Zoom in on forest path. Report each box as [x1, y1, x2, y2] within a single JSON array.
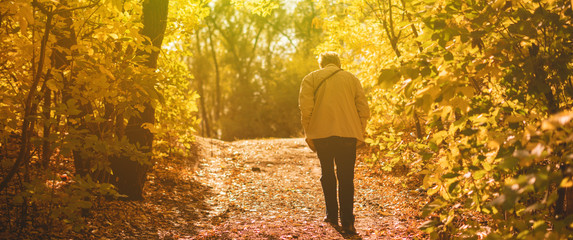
[[190, 137, 426, 239]]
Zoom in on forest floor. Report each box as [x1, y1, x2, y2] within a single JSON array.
[[10, 137, 429, 239], [186, 137, 428, 240]]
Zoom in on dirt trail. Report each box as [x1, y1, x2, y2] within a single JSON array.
[[191, 137, 426, 239]]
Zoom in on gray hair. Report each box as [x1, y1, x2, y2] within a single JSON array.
[[318, 51, 341, 68]]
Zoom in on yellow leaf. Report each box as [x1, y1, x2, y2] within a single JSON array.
[[543, 112, 573, 130], [134, 104, 145, 112], [431, 131, 448, 145], [449, 97, 469, 113], [470, 114, 488, 125], [560, 178, 573, 188], [378, 211, 393, 216], [458, 86, 474, 98], [427, 184, 440, 196], [441, 106, 453, 121], [492, 0, 505, 9], [506, 115, 525, 123], [141, 123, 157, 133], [98, 65, 116, 80], [45, 79, 59, 91], [530, 143, 544, 157]]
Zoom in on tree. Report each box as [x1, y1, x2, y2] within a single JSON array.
[[0, 0, 202, 234], [171, 0, 307, 140], [111, 0, 170, 200]]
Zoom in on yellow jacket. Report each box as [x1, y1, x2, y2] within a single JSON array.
[[299, 64, 370, 146]]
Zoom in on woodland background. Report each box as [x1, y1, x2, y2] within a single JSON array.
[[1, 0, 573, 239]]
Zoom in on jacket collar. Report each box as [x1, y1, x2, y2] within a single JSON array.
[[323, 63, 340, 69]]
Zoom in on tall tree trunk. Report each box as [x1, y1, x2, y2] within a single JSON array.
[[194, 29, 210, 137], [111, 0, 168, 200], [207, 22, 221, 124]]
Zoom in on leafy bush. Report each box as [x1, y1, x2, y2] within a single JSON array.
[[318, 0, 573, 238]]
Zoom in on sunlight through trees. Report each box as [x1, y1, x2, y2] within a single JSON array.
[[1, 0, 573, 238]]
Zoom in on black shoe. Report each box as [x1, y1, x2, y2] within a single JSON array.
[[323, 217, 338, 226], [341, 224, 356, 234]]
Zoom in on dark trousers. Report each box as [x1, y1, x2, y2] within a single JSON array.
[[314, 136, 357, 227]]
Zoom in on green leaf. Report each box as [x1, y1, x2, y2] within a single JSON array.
[[431, 20, 446, 30], [444, 51, 454, 61], [378, 68, 401, 89], [403, 67, 420, 79], [421, 67, 432, 77], [448, 180, 460, 193], [421, 199, 447, 217], [442, 172, 460, 179], [460, 128, 478, 136], [419, 218, 440, 231]]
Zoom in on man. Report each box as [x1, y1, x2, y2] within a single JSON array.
[[298, 51, 370, 234]]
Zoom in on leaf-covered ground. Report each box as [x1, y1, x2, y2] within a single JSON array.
[[190, 138, 428, 240], [21, 138, 428, 239]]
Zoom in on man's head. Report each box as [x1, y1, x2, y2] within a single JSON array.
[[318, 51, 341, 68]]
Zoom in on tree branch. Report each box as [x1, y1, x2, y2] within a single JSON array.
[[0, 8, 54, 192]]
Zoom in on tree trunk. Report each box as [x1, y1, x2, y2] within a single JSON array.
[[207, 22, 221, 124], [194, 29, 211, 137], [111, 0, 169, 200]]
